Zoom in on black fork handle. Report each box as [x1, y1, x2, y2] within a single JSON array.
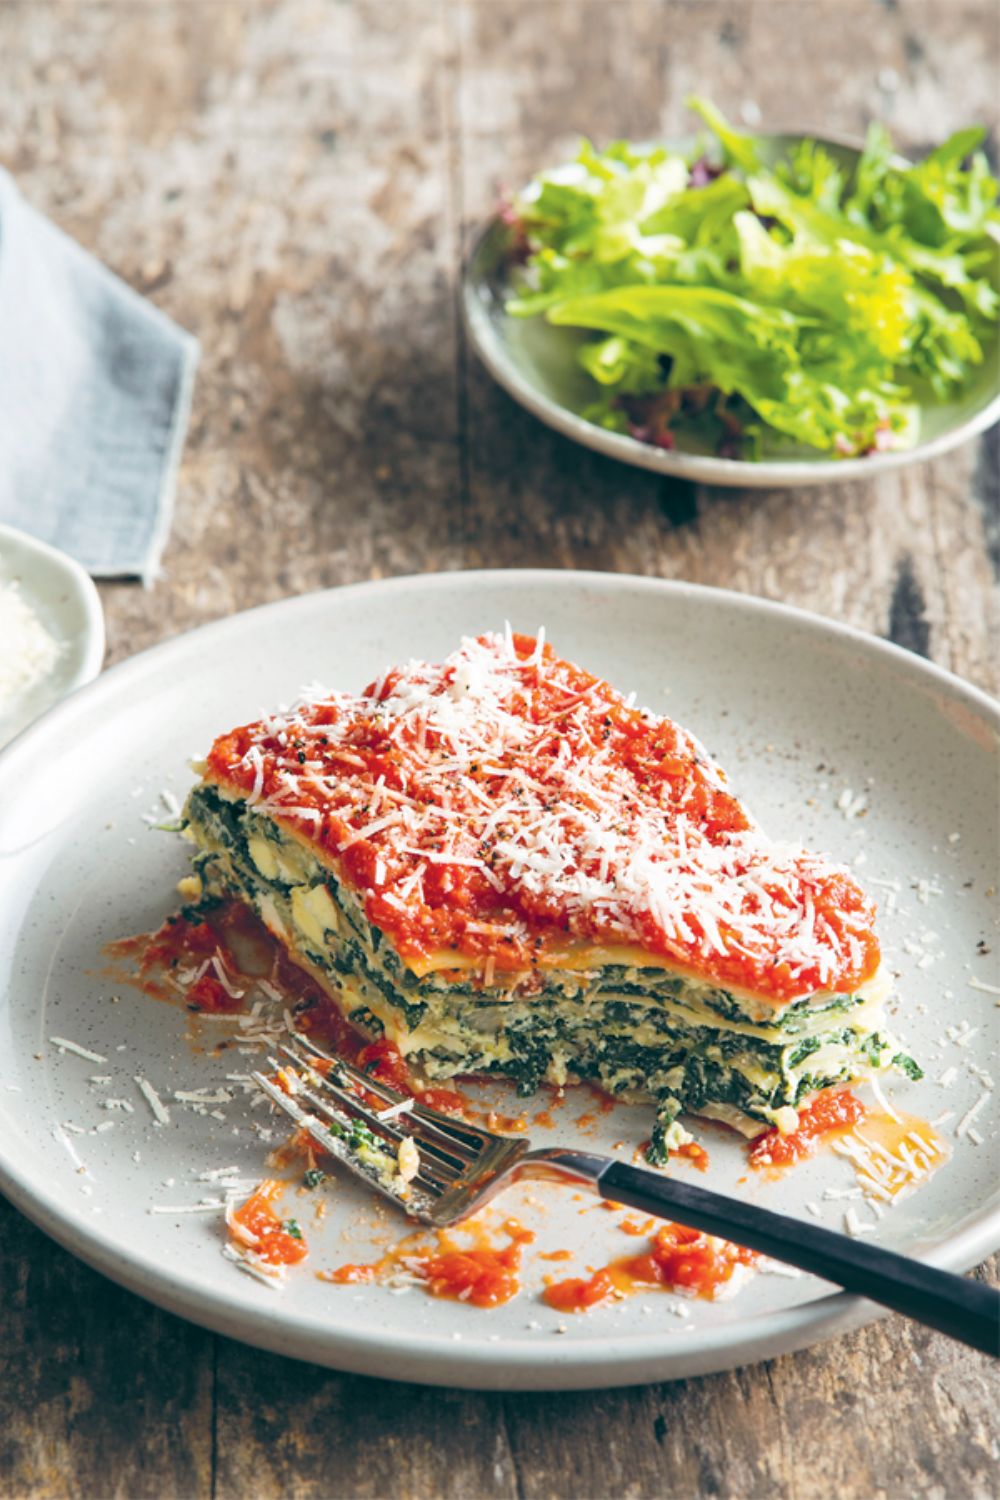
[[597, 1160, 999, 1357]]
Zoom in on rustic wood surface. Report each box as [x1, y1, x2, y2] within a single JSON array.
[[1, 2, 998, 1497]]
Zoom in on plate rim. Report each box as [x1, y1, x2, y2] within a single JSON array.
[[1, 569, 997, 1389], [461, 133, 1000, 489]]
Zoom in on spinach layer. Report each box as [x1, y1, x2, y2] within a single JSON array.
[[183, 784, 920, 1156]]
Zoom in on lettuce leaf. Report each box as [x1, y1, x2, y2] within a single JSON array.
[[505, 99, 998, 459], [548, 285, 907, 452]]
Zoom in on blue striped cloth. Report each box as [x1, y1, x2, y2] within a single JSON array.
[[0, 168, 199, 583]]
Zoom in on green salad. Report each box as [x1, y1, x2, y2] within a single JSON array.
[[505, 98, 999, 459]]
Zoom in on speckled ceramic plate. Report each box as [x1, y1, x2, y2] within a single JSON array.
[[0, 523, 105, 747], [462, 135, 1000, 488], [0, 571, 997, 1389]]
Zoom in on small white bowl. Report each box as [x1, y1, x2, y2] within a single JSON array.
[[0, 523, 105, 747]]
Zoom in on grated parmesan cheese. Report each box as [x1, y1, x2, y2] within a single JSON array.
[[844, 1206, 876, 1237], [49, 1037, 108, 1064], [955, 1091, 991, 1139], [0, 578, 62, 711], [135, 1075, 171, 1125]]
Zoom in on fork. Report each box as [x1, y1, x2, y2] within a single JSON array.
[[253, 1034, 999, 1355]]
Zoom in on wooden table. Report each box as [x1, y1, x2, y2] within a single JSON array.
[[2, 3, 997, 1496]]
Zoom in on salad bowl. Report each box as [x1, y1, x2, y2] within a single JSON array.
[[462, 130, 1000, 488]]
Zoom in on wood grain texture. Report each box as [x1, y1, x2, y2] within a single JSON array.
[[0, 2, 997, 1498], [0, 1208, 213, 1500]]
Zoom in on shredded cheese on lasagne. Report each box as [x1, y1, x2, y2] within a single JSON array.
[[202, 630, 879, 1004]]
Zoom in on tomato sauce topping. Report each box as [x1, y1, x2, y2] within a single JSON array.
[[202, 632, 879, 1002], [544, 1223, 756, 1311], [749, 1088, 866, 1170]]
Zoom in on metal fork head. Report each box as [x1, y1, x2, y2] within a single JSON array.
[[252, 1032, 530, 1226]]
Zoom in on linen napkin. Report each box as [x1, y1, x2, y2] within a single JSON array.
[[0, 167, 199, 584]]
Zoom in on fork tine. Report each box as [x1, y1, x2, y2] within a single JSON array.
[[276, 1044, 471, 1176], [252, 1070, 394, 1181], [275, 1047, 410, 1147], [251, 1071, 442, 1216], [261, 1032, 543, 1215], [293, 1033, 405, 1105], [283, 1035, 499, 1161], [292, 1034, 401, 1105], [408, 1100, 507, 1157], [286, 1074, 465, 1188], [282, 1072, 406, 1148], [270, 1047, 477, 1193]]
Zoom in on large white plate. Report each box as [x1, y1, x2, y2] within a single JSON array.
[[462, 134, 1000, 488], [0, 571, 997, 1390]]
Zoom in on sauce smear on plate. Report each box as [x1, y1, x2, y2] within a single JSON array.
[[229, 1181, 309, 1267], [325, 1218, 535, 1308], [749, 1088, 866, 1170], [544, 1222, 757, 1310]]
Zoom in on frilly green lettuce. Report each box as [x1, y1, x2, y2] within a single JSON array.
[[506, 97, 998, 458]]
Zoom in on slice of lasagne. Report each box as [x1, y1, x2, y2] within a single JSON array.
[[180, 630, 918, 1160]]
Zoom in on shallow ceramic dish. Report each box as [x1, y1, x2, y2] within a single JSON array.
[[0, 523, 105, 747], [0, 571, 996, 1389], [463, 134, 1000, 488]]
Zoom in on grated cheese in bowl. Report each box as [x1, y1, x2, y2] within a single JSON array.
[[0, 578, 63, 713]]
